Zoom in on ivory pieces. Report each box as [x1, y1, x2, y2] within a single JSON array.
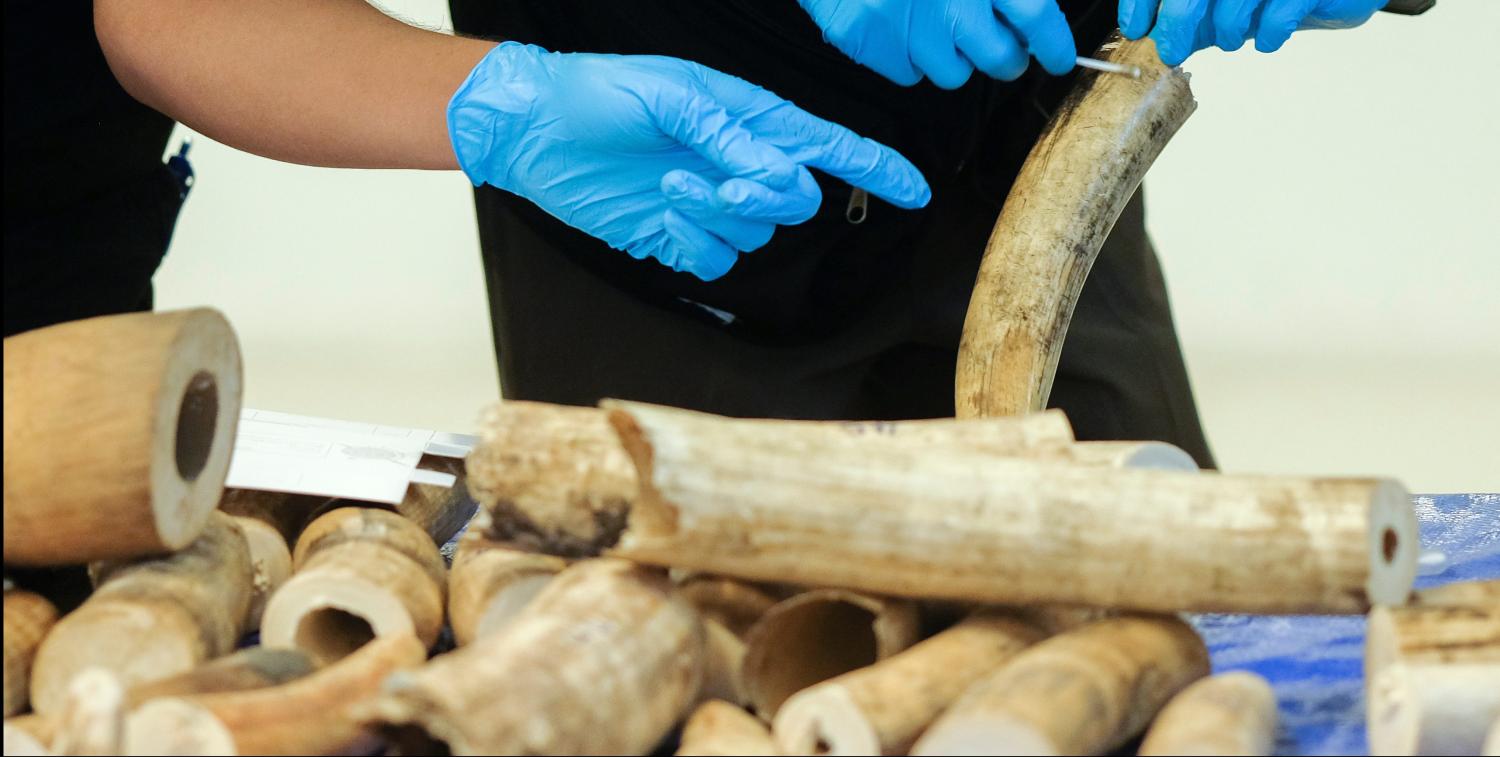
[[4, 309, 242, 566], [1137, 671, 1278, 756], [678, 700, 778, 756], [604, 400, 1417, 614], [364, 560, 703, 755], [1366, 580, 1500, 756], [3, 587, 58, 716], [261, 508, 446, 664], [912, 615, 1210, 755], [446, 531, 565, 646], [29, 514, 252, 714]]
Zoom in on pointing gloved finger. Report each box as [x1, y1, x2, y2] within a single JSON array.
[[772, 109, 931, 209], [662, 170, 778, 252], [910, 10, 976, 89], [652, 86, 802, 192], [713, 170, 824, 226], [1254, 0, 1318, 52], [1119, 0, 1159, 40], [953, 10, 1029, 82], [660, 209, 739, 281], [1150, 0, 1212, 66], [994, 0, 1076, 75], [1213, 0, 1265, 50]]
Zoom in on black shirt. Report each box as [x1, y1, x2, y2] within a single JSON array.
[[4, 1, 185, 336]]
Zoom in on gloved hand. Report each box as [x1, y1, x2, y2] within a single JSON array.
[[448, 43, 930, 281], [798, 0, 1077, 89], [1120, 0, 1387, 66]]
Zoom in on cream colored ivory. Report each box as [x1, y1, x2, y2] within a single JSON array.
[[773, 612, 1046, 756], [261, 507, 446, 664], [446, 531, 566, 646], [363, 559, 703, 755], [675, 575, 782, 638], [605, 400, 1417, 614], [2, 721, 49, 756], [228, 516, 292, 633], [1366, 580, 1500, 756], [741, 590, 920, 720], [14, 647, 316, 749], [4, 588, 59, 716], [3, 309, 242, 566], [699, 619, 750, 706], [679, 700, 779, 756], [51, 668, 124, 757], [466, 401, 1076, 556], [124, 633, 424, 756], [1137, 671, 1278, 756], [466, 401, 642, 557], [955, 35, 1196, 418], [29, 514, 252, 714], [913, 615, 1209, 756]]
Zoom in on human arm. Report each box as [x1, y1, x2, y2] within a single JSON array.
[[95, 0, 492, 169], [93, 1, 930, 280]]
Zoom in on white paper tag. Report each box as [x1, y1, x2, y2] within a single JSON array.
[[226, 409, 462, 504]]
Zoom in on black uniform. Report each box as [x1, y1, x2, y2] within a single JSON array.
[[450, 0, 1215, 466], [4, 2, 189, 338]]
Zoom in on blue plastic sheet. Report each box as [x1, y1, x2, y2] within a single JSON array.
[[1190, 494, 1500, 755]]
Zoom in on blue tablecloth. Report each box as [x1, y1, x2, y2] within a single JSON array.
[[1189, 494, 1499, 756]]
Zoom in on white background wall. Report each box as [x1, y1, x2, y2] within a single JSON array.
[[155, 0, 1499, 492]]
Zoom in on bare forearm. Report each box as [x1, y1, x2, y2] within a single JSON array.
[[95, 0, 496, 169]]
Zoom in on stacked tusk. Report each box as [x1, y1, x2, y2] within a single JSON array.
[[773, 611, 1046, 755], [604, 399, 1416, 614], [29, 514, 252, 714], [912, 614, 1209, 755], [1137, 671, 1279, 756], [1366, 580, 1500, 756], [363, 559, 703, 755], [124, 633, 424, 755], [4, 309, 242, 566], [261, 508, 446, 664], [741, 590, 920, 721], [446, 531, 566, 646], [3, 587, 59, 717]]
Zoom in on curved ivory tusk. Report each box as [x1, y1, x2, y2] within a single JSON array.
[[1366, 580, 1500, 756], [446, 531, 566, 646], [261, 508, 446, 665], [956, 34, 1197, 418], [678, 700, 778, 756], [29, 514, 252, 714], [773, 611, 1045, 756], [913, 615, 1209, 756], [124, 633, 424, 756], [3, 309, 242, 566], [604, 400, 1417, 614], [1137, 671, 1279, 756], [740, 590, 920, 721], [4, 588, 59, 717], [363, 560, 703, 755]]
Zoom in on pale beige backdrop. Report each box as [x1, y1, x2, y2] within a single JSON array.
[[155, 0, 1499, 492]]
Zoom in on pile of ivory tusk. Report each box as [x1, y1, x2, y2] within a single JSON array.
[[6, 33, 1498, 756]]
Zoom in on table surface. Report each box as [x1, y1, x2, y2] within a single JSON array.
[[1189, 493, 1499, 756]]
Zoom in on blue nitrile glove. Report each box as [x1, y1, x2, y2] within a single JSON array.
[[447, 43, 931, 281], [798, 0, 1077, 89], [1120, 0, 1386, 66]]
